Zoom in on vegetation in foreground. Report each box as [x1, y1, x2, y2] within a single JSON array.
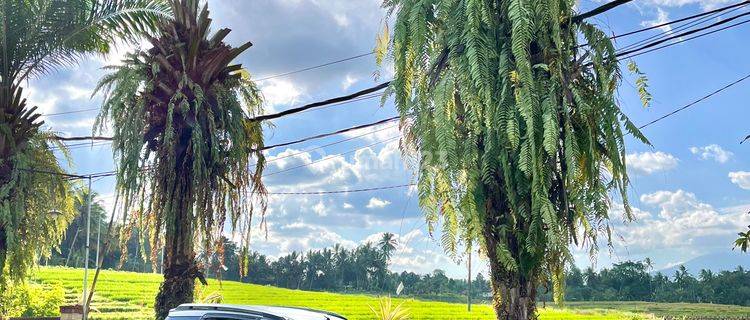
[[32, 267, 656, 320], [0, 0, 167, 287], [94, 0, 267, 316], [377, 0, 650, 318]]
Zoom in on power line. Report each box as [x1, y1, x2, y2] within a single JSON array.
[[51, 141, 111, 151], [249, 81, 390, 122], [261, 122, 398, 165], [261, 115, 400, 151], [620, 17, 750, 60], [34, 119, 402, 180], [51, 82, 391, 142], [40, 70, 750, 179], [19, 167, 90, 179], [572, 0, 635, 24], [267, 183, 415, 195], [53, 135, 113, 142], [616, 10, 750, 58], [263, 136, 400, 177], [637, 71, 750, 130], [38, 52, 381, 119], [254, 52, 374, 82], [44, 2, 749, 135], [617, 1, 749, 52], [608, 0, 748, 44], [34, 1, 740, 125], [42, 107, 100, 117]]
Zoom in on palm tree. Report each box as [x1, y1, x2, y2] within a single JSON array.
[[0, 0, 168, 286], [61, 187, 108, 267], [735, 226, 750, 252], [378, 1, 649, 319], [94, 0, 266, 317], [378, 232, 398, 261]]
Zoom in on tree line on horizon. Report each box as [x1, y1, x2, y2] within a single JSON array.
[[47, 200, 750, 307]]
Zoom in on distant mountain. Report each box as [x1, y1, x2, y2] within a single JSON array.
[[656, 251, 750, 276]]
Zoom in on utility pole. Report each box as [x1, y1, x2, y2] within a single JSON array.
[[82, 176, 92, 320], [467, 247, 472, 312], [95, 208, 101, 271]]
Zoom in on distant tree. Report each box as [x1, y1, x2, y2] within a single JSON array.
[[378, 0, 649, 318], [378, 232, 398, 261], [0, 0, 167, 286], [735, 225, 750, 252], [473, 273, 490, 298], [48, 188, 112, 268], [94, 0, 267, 318]]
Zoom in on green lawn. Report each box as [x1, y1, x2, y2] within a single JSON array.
[[566, 301, 750, 318], [30, 267, 663, 320]]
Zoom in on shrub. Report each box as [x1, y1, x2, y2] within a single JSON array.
[[0, 282, 65, 317]]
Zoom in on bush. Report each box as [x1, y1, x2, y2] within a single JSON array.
[[0, 282, 65, 317]]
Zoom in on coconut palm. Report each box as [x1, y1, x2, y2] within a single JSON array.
[[0, 0, 169, 286], [93, 0, 266, 317], [378, 232, 398, 261], [735, 225, 750, 252], [378, 1, 649, 318]]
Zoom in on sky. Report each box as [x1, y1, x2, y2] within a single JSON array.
[[27, 0, 750, 279]]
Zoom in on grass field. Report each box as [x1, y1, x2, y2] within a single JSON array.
[[30, 267, 748, 320], [565, 301, 750, 318]]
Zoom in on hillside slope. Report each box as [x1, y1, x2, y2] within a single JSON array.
[[657, 251, 750, 276]]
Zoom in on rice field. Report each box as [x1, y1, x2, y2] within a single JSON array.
[[31, 267, 659, 320]]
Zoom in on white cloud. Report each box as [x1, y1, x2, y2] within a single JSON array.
[[626, 151, 679, 175], [259, 79, 303, 110], [332, 13, 350, 27], [640, 189, 712, 219], [690, 144, 733, 163], [312, 201, 328, 217], [343, 203, 354, 209], [614, 190, 750, 255], [729, 171, 750, 190], [52, 117, 96, 130], [609, 202, 652, 222], [62, 85, 95, 100], [251, 223, 357, 258], [341, 74, 358, 90], [366, 197, 391, 209], [641, 8, 672, 33], [25, 86, 59, 115]]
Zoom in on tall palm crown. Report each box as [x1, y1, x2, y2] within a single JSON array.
[[94, 0, 266, 317], [0, 0, 169, 285], [378, 232, 398, 260], [379, 0, 648, 318]]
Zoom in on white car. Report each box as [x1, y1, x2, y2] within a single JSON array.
[[166, 304, 348, 320]]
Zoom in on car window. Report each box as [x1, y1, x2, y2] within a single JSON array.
[[166, 317, 201, 320]]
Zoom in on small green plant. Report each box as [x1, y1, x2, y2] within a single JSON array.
[[0, 282, 64, 317], [368, 296, 410, 320], [194, 285, 223, 304]]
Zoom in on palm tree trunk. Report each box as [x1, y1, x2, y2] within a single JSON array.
[[154, 167, 199, 320], [482, 181, 537, 320], [0, 160, 13, 279]]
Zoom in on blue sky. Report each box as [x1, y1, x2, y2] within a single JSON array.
[[28, 0, 750, 279]]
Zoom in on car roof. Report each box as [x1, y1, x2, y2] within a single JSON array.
[[170, 304, 347, 320]]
